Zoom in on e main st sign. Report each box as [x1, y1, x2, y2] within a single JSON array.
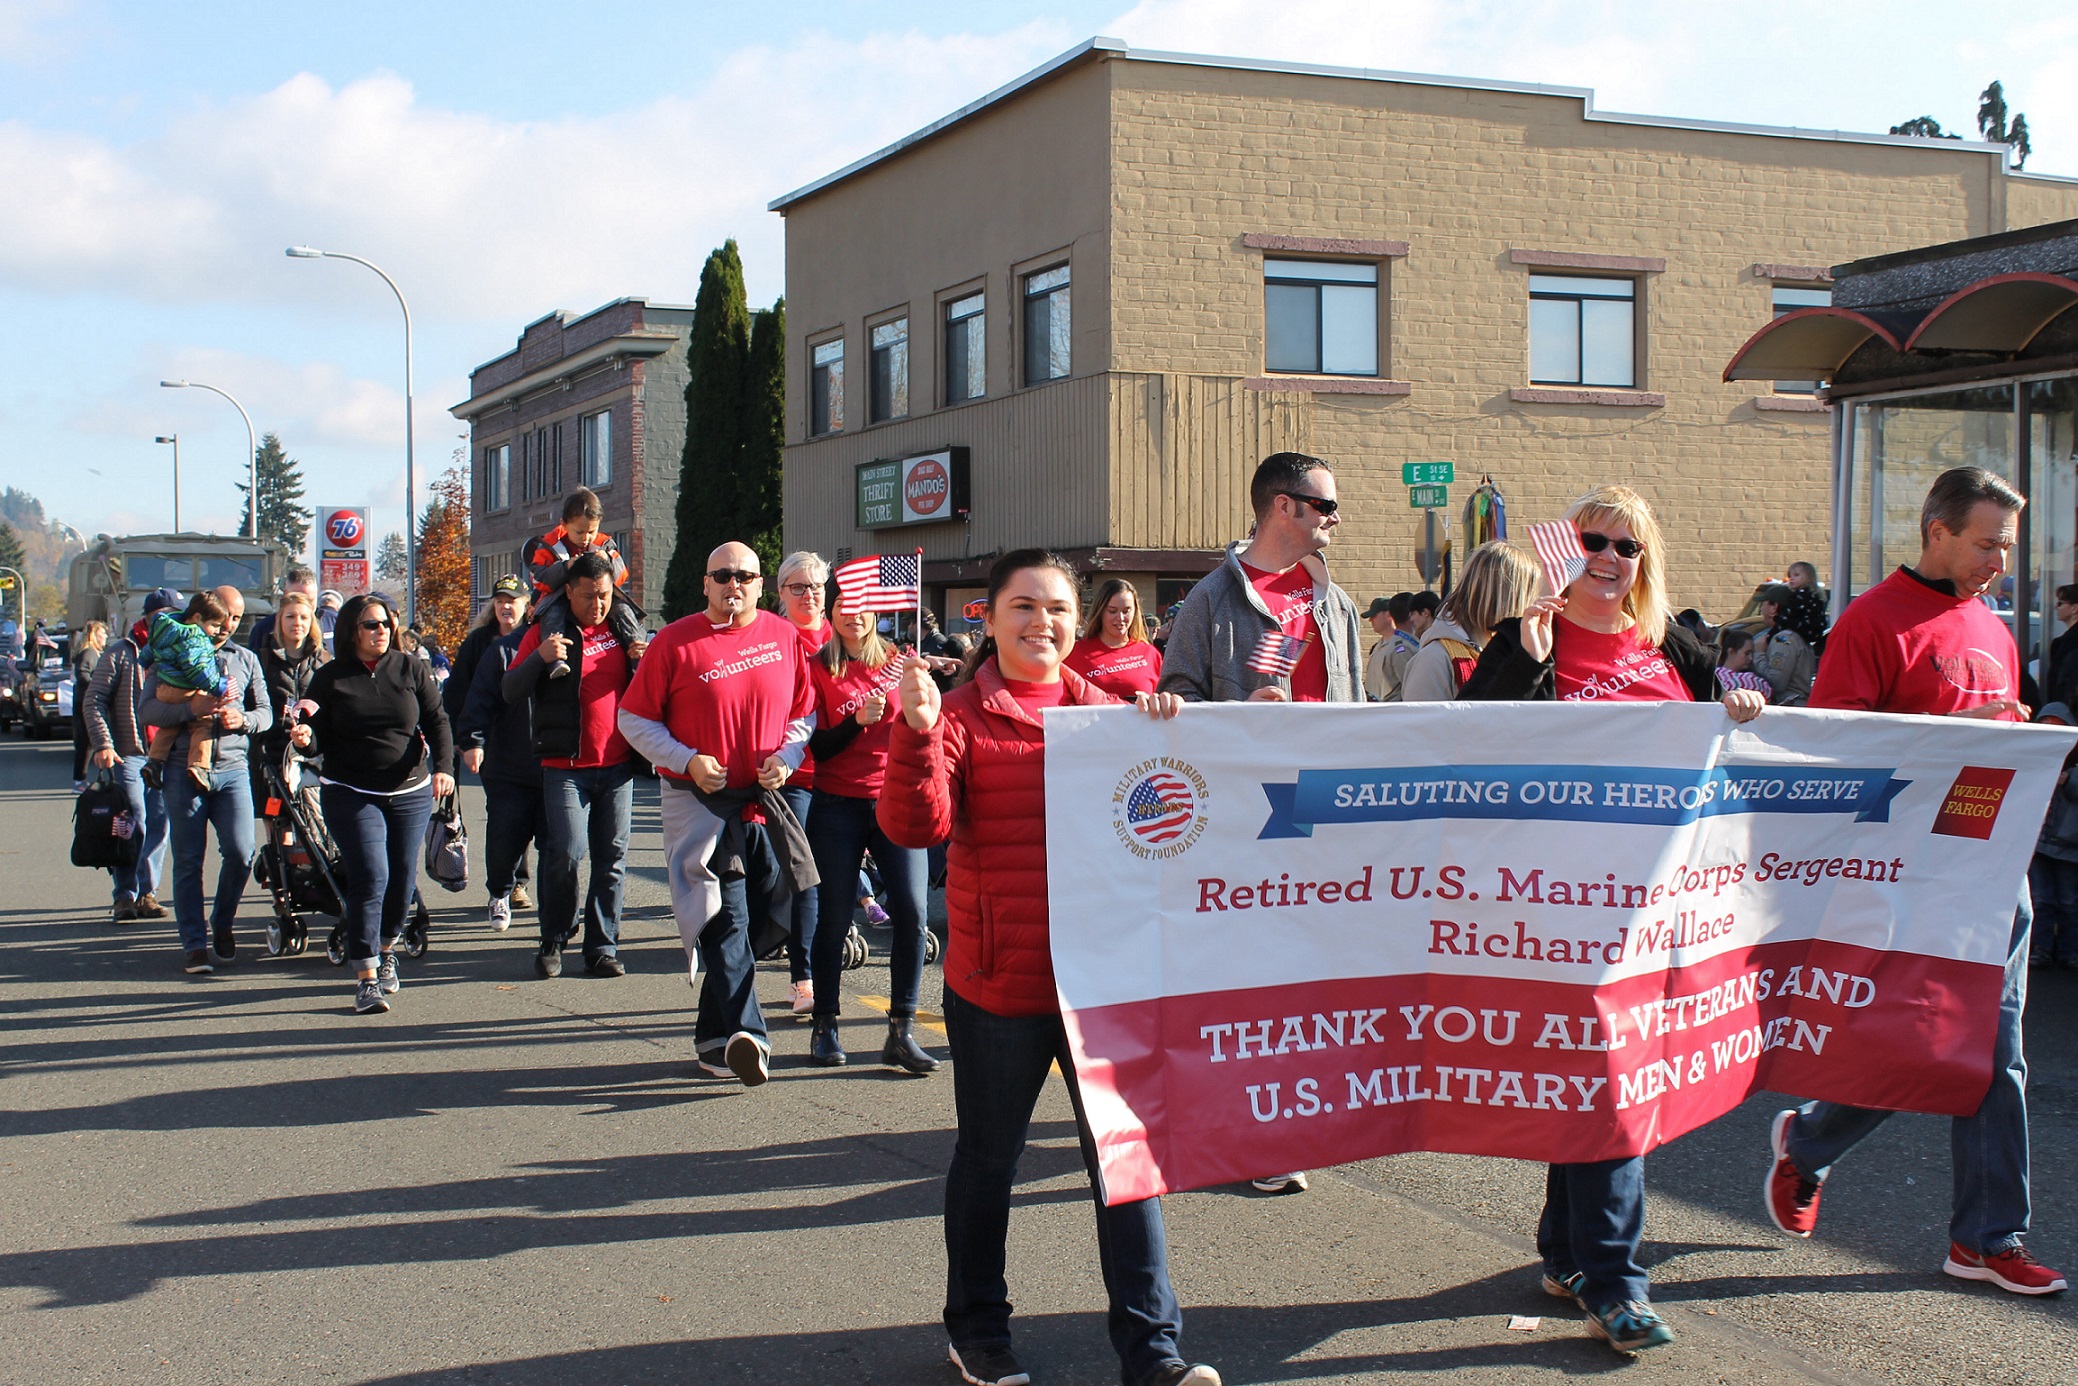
[[856, 448, 971, 529]]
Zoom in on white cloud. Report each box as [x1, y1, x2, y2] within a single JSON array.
[[84, 347, 411, 451], [0, 22, 1075, 318]]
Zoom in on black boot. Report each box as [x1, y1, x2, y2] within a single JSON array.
[[808, 1015, 847, 1067], [882, 1017, 940, 1075]]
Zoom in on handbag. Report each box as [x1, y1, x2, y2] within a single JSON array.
[[423, 791, 470, 893], [73, 770, 139, 870]]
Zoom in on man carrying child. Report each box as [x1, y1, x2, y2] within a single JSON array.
[[524, 487, 645, 679]]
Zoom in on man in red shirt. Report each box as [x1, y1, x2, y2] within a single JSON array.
[[1764, 466, 2066, 1295], [503, 554, 645, 980], [618, 542, 817, 1087]]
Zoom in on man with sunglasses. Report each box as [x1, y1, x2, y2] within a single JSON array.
[[1158, 452, 1363, 1198], [619, 542, 818, 1086], [1160, 451, 1365, 708]]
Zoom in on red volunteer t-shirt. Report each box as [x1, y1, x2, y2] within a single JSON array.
[[1063, 639, 1163, 698], [1810, 567, 2021, 719], [1240, 560, 1329, 701], [620, 609, 815, 789], [512, 623, 632, 768], [1553, 620, 1693, 703], [1003, 677, 1071, 716], [810, 654, 906, 798], [788, 617, 832, 790]]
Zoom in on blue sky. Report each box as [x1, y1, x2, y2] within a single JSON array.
[[3, 0, 2074, 550]]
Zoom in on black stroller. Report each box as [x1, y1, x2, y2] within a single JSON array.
[[254, 744, 428, 962]]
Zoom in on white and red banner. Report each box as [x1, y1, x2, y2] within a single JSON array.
[[1044, 701, 2073, 1205]]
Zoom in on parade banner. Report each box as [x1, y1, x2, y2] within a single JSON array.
[[1043, 702, 2074, 1205]]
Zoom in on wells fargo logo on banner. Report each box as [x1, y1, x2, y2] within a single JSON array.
[[1043, 702, 2073, 1205]]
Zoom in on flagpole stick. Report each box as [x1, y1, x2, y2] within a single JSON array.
[[915, 547, 924, 653]]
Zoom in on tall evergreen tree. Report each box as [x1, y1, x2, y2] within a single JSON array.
[[0, 520, 25, 579], [236, 432, 312, 555], [737, 297, 788, 573], [662, 241, 754, 620], [375, 531, 410, 586]]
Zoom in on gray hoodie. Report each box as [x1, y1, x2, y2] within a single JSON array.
[[1159, 541, 1364, 703]]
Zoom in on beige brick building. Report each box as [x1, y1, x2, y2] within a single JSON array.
[[772, 38, 2078, 625]]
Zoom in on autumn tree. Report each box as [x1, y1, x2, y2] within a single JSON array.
[[413, 466, 473, 652]]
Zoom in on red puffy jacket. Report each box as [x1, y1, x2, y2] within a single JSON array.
[[878, 658, 1119, 1017]]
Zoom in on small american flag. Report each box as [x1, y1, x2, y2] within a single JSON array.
[[833, 552, 922, 614], [1247, 629, 1309, 678], [1526, 521, 1588, 597]]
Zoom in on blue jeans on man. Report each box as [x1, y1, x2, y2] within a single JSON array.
[[109, 753, 169, 904], [693, 821, 783, 1059], [539, 760, 634, 963], [1537, 1157, 1649, 1309], [165, 766, 255, 955], [481, 772, 541, 899], [1784, 892, 2034, 1253], [941, 989, 1184, 1385]]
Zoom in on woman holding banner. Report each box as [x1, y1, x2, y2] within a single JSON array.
[[1460, 486, 1764, 1354], [880, 549, 1218, 1386]]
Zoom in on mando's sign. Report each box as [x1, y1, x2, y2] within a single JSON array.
[[856, 448, 970, 529]]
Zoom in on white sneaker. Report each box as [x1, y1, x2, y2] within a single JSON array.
[[488, 894, 512, 931], [1252, 1171, 1310, 1194], [789, 978, 815, 1016]]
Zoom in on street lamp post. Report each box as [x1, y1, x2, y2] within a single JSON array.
[[287, 246, 416, 626], [159, 381, 256, 539], [154, 435, 181, 533]]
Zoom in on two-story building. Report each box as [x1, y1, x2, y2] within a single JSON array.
[[452, 298, 696, 611], [772, 37, 2078, 624]]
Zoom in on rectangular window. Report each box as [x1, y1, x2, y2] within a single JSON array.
[[811, 337, 845, 436], [550, 423, 563, 496], [1771, 286, 1833, 395], [1264, 259, 1380, 376], [870, 318, 909, 423], [1022, 264, 1070, 385], [580, 410, 612, 488], [944, 292, 985, 403], [484, 443, 510, 511], [1529, 274, 1636, 388]]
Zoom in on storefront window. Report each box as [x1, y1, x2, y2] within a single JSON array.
[[2029, 378, 2078, 661]]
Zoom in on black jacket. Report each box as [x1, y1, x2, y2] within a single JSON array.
[[256, 637, 326, 764], [1458, 617, 1717, 703], [500, 627, 581, 761], [444, 621, 504, 725], [303, 650, 454, 792], [458, 628, 542, 786]]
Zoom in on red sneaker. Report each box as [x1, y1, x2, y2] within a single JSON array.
[[1764, 1109, 1821, 1237], [1943, 1243, 2069, 1295]]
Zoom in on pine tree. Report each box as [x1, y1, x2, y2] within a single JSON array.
[[0, 520, 25, 580], [236, 432, 312, 555], [738, 297, 787, 575], [662, 240, 753, 620], [375, 531, 410, 586], [414, 466, 473, 652]]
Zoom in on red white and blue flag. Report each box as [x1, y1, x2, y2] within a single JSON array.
[[1527, 520, 1588, 597], [1124, 772, 1197, 845], [1246, 629, 1308, 679], [834, 552, 922, 614]]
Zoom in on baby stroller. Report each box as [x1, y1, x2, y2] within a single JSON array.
[[254, 743, 429, 963]]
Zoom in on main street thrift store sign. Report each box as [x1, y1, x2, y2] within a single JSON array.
[[1044, 701, 2074, 1204]]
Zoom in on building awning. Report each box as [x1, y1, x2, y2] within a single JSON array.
[[1721, 307, 1907, 382], [1901, 272, 2078, 352]]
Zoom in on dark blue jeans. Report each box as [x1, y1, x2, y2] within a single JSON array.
[[1787, 891, 2034, 1253], [539, 761, 634, 961], [482, 771, 540, 897], [1537, 1157, 1649, 1310], [2029, 855, 2078, 965], [109, 753, 169, 903], [808, 789, 926, 1019], [165, 765, 255, 954], [780, 783, 819, 983], [942, 989, 1183, 1384], [322, 782, 434, 967], [692, 816, 783, 1058]]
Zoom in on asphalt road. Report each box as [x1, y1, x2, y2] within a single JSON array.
[[5, 729, 2078, 1385]]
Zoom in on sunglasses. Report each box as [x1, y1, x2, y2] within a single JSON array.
[[358, 618, 390, 631], [708, 569, 761, 586], [1578, 531, 1645, 560], [1279, 491, 1339, 516]]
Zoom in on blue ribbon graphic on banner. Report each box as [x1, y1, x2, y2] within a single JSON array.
[[1258, 764, 1911, 839]]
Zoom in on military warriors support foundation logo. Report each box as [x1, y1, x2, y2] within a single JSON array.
[[1112, 757, 1211, 860]]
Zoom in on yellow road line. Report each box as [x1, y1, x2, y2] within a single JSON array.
[[851, 993, 948, 1036]]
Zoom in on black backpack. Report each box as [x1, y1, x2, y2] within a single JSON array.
[[72, 771, 139, 870]]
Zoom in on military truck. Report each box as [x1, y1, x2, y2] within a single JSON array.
[[67, 533, 289, 639]]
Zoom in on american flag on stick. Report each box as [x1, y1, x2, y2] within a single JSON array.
[[834, 551, 922, 614], [1247, 629, 1309, 679], [1526, 521, 1589, 598]]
